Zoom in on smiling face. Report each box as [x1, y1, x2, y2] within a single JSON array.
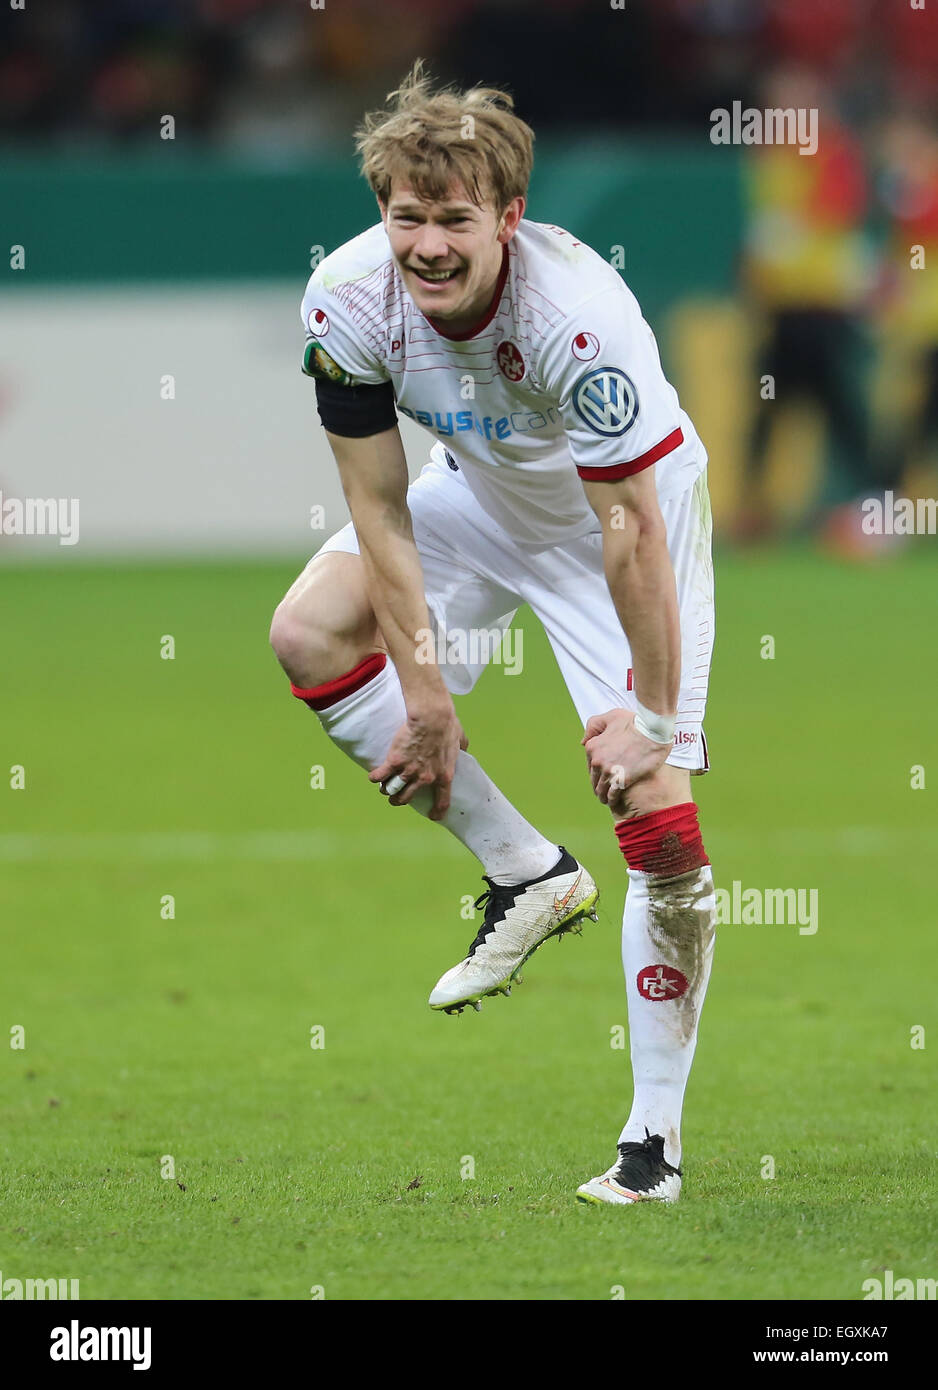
[[381, 179, 524, 334]]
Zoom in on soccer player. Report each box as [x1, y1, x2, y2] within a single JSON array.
[[270, 64, 716, 1206]]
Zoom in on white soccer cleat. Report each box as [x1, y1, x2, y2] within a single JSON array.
[[429, 847, 599, 1014], [576, 1129, 682, 1205]]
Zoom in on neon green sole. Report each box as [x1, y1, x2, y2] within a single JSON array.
[[430, 888, 600, 1013]]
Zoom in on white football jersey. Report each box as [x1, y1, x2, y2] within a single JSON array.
[[300, 219, 706, 547]]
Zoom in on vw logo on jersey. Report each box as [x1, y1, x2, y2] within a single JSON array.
[[307, 307, 330, 336], [572, 367, 639, 437]]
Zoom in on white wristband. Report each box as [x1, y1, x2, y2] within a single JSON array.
[[633, 699, 675, 745]]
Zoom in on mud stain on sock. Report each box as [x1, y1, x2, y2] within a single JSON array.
[[646, 869, 716, 1046]]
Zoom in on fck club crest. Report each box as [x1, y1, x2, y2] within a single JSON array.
[[637, 964, 689, 1001], [496, 340, 525, 382]]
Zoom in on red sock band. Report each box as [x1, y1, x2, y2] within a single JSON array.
[[614, 802, 709, 877], [290, 652, 387, 710]]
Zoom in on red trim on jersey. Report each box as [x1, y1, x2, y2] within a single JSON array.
[[291, 652, 387, 710], [576, 426, 684, 482], [614, 801, 709, 878], [424, 245, 510, 342]]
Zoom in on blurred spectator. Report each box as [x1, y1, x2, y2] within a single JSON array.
[[875, 109, 938, 481], [0, 0, 770, 148], [761, 0, 869, 74], [1, 0, 935, 156], [874, 0, 938, 108], [735, 67, 878, 540]]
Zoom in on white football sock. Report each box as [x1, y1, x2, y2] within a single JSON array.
[[618, 865, 716, 1168], [312, 660, 560, 884]]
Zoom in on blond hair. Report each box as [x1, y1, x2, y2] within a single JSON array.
[[355, 60, 534, 214]]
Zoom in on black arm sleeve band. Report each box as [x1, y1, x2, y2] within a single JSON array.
[[314, 378, 397, 438]]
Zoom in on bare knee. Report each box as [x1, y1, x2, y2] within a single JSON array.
[[269, 552, 381, 687], [268, 603, 317, 684], [613, 764, 693, 822]]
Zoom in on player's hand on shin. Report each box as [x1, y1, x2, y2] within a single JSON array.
[[581, 707, 673, 816], [370, 701, 468, 820]]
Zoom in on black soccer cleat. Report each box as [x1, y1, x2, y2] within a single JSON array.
[[576, 1128, 683, 1205]]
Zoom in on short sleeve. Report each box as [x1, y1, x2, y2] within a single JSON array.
[[300, 273, 389, 388], [538, 283, 685, 480]]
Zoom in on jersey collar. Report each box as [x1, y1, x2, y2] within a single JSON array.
[[423, 244, 509, 342]]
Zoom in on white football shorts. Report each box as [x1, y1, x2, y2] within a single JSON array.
[[317, 444, 714, 773]]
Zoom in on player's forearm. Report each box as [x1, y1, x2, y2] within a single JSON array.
[[602, 520, 681, 720], [342, 500, 449, 714], [327, 426, 450, 713], [357, 525, 450, 712]]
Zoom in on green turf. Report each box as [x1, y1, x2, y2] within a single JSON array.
[[1, 545, 936, 1300]]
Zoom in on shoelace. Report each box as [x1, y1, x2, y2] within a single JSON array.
[[618, 1127, 658, 1157], [615, 1128, 681, 1181], [467, 878, 518, 957]]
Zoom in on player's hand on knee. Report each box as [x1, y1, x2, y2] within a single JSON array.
[[582, 706, 673, 813], [582, 712, 611, 745]]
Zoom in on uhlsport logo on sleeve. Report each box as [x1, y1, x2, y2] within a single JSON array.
[[572, 367, 639, 437]]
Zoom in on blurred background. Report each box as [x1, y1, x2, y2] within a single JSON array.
[[1, 0, 938, 558]]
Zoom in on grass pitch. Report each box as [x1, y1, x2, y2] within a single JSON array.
[[1, 546, 935, 1300]]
